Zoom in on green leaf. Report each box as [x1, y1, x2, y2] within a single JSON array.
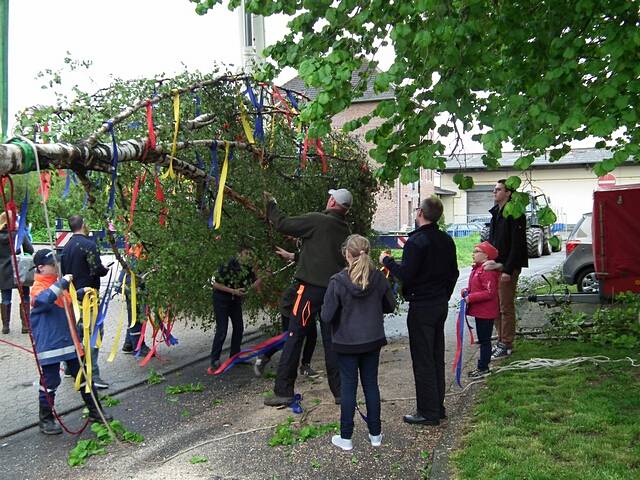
[[190, 455, 209, 464], [537, 206, 558, 226], [400, 166, 420, 184], [505, 176, 521, 191], [549, 235, 561, 250]]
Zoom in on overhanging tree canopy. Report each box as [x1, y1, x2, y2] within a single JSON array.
[[192, 0, 640, 197], [1, 66, 379, 326]]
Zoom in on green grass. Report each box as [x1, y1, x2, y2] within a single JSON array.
[[451, 340, 640, 480], [383, 233, 480, 269], [453, 233, 481, 268]]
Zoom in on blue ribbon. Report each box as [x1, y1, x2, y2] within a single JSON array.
[[454, 297, 467, 387], [62, 170, 77, 198], [14, 192, 29, 252], [91, 267, 115, 348], [245, 79, 264, 142], [285, 89, 299, 110], [106, 121, 119, 211]]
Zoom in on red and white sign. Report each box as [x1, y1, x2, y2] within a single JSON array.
[[597, 174, 617, 189], [397, 236, 408, 248], [55, 231, 71, 249]]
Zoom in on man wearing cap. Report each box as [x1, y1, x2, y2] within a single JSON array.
[[487, 179, 528, 358], [379, 196, 459, 426], [61, 215, 111, 388], [262, 188, 352, 406], [30, 249, 112, 434]]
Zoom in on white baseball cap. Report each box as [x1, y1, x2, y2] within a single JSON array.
[[328, 188, 353, 208]]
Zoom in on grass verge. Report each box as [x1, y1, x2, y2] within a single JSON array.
[[451, 340, 640, 479], [383, 233, 480, 269]]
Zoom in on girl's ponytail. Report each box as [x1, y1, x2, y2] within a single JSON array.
[[344, 234, 374, 289]]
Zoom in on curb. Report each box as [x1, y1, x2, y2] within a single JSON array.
[[0, 328, 266, 440]]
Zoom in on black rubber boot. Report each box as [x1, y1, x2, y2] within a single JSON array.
[[81, 391, 113, 423], [1, 303, 11, 334], [20, 302, 30, 334], [39, 405, 63, 435]]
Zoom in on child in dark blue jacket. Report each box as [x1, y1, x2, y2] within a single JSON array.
[[31, 249, 112, 435], [321, 235, 396, 451]]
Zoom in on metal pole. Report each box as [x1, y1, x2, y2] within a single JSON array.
[[0, 0, 9, 141]]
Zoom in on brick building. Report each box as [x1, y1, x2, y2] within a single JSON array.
[[283, 68, 453, 232]]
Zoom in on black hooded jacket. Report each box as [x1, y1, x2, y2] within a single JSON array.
[[321, 268, 396, 354]]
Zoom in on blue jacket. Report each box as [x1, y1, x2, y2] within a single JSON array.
[[30, 275, 77, 366], [61, 234, 109, 289]]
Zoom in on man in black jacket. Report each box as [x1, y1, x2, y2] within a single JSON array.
[[488, 180, 528, 358], [380, 196, 459, 426], [263, 188, 352, 407], [61, 215, 111, 388]]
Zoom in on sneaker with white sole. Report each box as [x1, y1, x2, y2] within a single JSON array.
[[491, 345, 512, 359], [369, 433, 383, 447], [467, 368, 491, 379], [331, 435, 353, 451], [299, 363, 320, 378], [93, 378, 109, 389]]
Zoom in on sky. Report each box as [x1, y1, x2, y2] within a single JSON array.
[[7, 0, 294, 130]]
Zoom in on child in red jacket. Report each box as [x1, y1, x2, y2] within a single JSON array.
[[462, 241, 500, 378]]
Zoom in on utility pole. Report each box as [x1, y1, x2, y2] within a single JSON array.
[[237, 0, 265, 73], [1, 0, 9, 141]]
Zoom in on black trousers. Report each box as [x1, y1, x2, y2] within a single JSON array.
[[273, 283, 340, 398], [407, 302, 448, 421], [210, 293, 244, 364], [264, 312, 317, 364]]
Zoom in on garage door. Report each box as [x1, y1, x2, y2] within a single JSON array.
[[467, 186, 495, 220]]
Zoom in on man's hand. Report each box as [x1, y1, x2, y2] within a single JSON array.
[[233, 288, 247, 297], [379, 251, 390, 264], [500, 273, 512, 282], [275, 246, 295, 262], [483, 260, 501, 271], [263, 191, 276, 205], [461, 288, 468, 298], [62, 274, 73, 284]]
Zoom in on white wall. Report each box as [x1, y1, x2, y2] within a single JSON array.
[[440, 165, 640, 226]]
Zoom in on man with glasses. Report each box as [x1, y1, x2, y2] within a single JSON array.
[[487, 180, 528, 358]]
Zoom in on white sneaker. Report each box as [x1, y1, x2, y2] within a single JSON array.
[[331, 435, 353, 451], [369, 433, 383, 447]]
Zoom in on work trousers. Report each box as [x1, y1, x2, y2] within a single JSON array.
[[273, 283, 339, 398], [337, 349, 382, 439], [496, 268, 520, 348], [40, 358, 81, 407], [210, 292, 244, 364], [407, 302, 448, 421]]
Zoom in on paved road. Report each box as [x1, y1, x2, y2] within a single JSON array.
[[0, 250, 565, 461]]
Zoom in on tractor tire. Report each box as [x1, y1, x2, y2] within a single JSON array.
[[526, 227, 544, 258], [576, 267, 599, 293], [480, 225, 490, 242], [551, 235, 562, 252]]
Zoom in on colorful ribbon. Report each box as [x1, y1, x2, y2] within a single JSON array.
[[146, 99, 156, 150], [245, 80, 264, 142], [452, 297, 467, 387], [213, 143, 232, 230], [107, 278, 128, 363], [14, 191, 29, 251], [211, 332, 288, 375], [238, 99, 255, 144], [162, 90, 180, 179]]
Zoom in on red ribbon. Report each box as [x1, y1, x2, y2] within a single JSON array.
[[128, 176, 141, 230], [155, 175, 167, 226], [146, 100, 156, 150], [38, 172, 51, 203]]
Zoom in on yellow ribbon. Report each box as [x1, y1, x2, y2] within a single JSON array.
[[107, 277, 127, 363], [213, 142, 230, 229], [239, 100, 255, 144], [68, 282, 81, 322], [162, 90, 180, 179], [74, 288, 99, 392], [129, 270, 137, 327]]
